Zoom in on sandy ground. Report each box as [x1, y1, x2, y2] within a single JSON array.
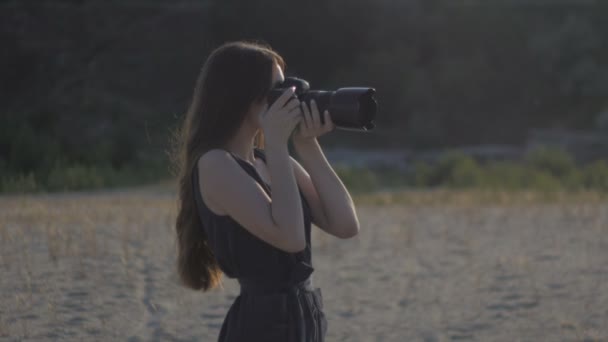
[[0, 189, 607, 341]]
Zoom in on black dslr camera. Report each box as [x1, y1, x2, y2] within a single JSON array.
[[267, 77, 377, 131]]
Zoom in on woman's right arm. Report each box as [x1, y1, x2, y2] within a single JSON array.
[[198, 147, 306, 253], [263, 142, 305, 250]]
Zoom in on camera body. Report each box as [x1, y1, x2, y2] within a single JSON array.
[[267, 77, 377, 131]]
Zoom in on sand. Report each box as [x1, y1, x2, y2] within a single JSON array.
[[0, 189, 607, 341]]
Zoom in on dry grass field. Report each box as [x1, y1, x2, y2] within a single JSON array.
[[0, 187, 607, 341]]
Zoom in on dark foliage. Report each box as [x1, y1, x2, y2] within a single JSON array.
[[1, 0, 607, 191]]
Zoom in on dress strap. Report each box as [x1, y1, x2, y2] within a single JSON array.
[[222, 148, 271, 195], [253, 147, 266, 163]]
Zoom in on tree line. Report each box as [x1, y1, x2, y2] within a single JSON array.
[[1, 0, 607, 191]]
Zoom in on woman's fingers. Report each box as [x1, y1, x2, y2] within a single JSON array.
[[323, 110, 334, 132], [287, 102, 302, 116], [301, 101, 312, 130], [291, 99, 335, 138], [310, 99, 321, 129], [283, 98, 300, 113], [289, 112, 303, 129], [268, 87, 296, 113]]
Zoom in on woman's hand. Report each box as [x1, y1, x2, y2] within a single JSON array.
[[292, 99, 336, 145], [260, 87, 304, 146]]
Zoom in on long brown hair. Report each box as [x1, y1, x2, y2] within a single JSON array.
[[170, 41, 285, 291]]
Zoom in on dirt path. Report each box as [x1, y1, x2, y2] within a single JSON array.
[[0, 192, 606, 341]]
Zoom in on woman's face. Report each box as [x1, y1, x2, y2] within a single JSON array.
[[248, 62, 285, 129]]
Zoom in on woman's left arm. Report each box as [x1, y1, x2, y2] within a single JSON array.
[[292, 138, 360, 239]]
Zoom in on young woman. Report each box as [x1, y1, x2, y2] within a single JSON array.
[[172, 41, 360, 342]]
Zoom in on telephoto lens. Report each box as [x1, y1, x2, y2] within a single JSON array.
[[267, 77, 377, 131]]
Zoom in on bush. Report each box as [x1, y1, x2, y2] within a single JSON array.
[[335, 164, 380, 193], [330, 150, 608, 195], [482, 162, 529, 190], [427, 151, 462, 186], [525, 147, 576, 179], [582, 160, 608, 191], [445, 156, 485, 188], [369, 164, 409, 188], [410, 162, 433, 187], [1, 172, 38, 193], [46, 162, 105, 191], [522, 169, 562, 192], [424, 151, 485, 187]]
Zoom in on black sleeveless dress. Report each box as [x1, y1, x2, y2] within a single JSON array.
[[192, 147, 328, 342]]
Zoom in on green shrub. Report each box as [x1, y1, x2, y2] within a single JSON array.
[[1, 172, 38, 193], [482, 162, 529, 190], [411, 161, 433, 187], [427, 151, 484, 187], [369, 164, 408, 188], [582, 160, 608, 191], [445, 156, 485, 188], [429, 151, 462, 185], [335, 165, 380, 193], [522, 169, 562, 192], [331, 152, 607, 194], [46, 162, 105, 191], [525, 147, 576, 179]]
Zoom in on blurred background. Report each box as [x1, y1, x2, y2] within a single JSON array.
[[1, 0, 608, 194]]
